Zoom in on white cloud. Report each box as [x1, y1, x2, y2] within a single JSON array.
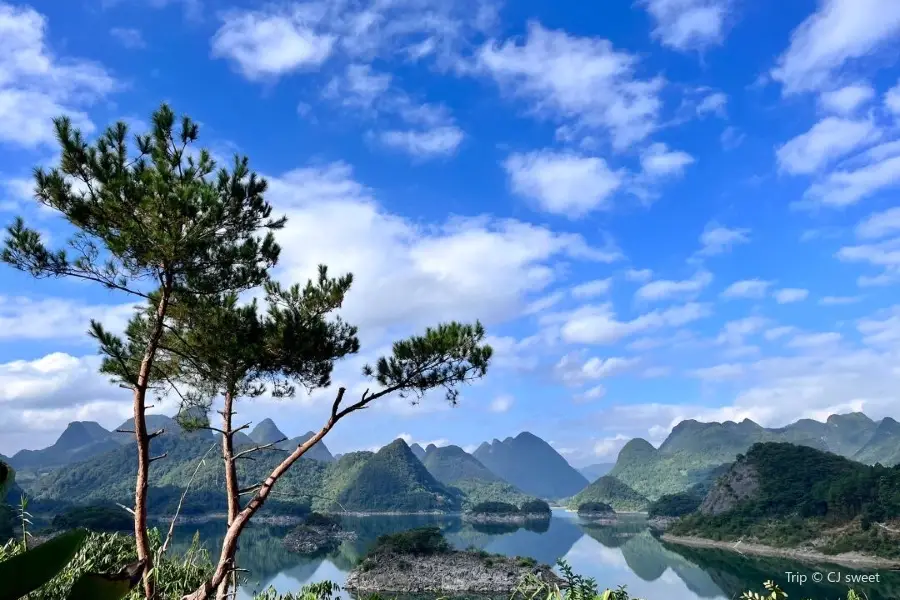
[[721, 279, 772, 299], [774, 288, 809, 304], [267, 162, 621, 335], [886, 80, 900, 115], [576, 384, 607, 402], [820, 295, 862, 305], [696, 91, 728, 117], [776, 117, 880, 175], [639, 0, 730, 51], [552, 302, 711, 344], [836, 237, 900, 285], [476, 22, 664, 149], [556, 353, 640, 384], [720, 126, 745, 150], [636, 271, 713, 302], [625, 268, 653, 282], [818, 83, 875, 115], [396, 433, 450, 448], [0, 3, 117, 147], [639, 142, 694, 178], [717, 316, 769, 345], [787, 331, 842, 348], [698, 222, 750, 256], [806, 154, 900, 206], [593, 434, 630, 459], [504, 151, 624, 217], [771, 0, 900, 94], [323, 64, 392, 110], [211, 7, 335, 80], [379, 126, 464, 159], [691, 363, 744, 381], [856, 207, 900, 239], [764, 325, 796, 341], [489, 394, 514, 413], [571, 278, 612, 299], [110, 27, 145, 49], [0, 296, 136, 341]]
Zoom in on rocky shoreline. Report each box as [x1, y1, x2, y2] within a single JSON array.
[[345, 550, 565, 593], [661, 534, 900, 568], [647, 516, 677, 531], [462, 512, 550, 524]]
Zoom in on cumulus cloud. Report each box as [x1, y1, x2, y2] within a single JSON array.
[[639, 0, 731, 51], [771, 0, 900, 95], [776, 117, 880, 175], [639, 143, 694, 178], [818, 83, 875, 115], [476, 22, 664, 149], [489, 394, 514, 413], [635, 271, 713, 302], [697, 223, 750, 256], [805, 153, 900, 207], [549, 301, 711, 345], [721, 279, 772, 299], [504, 151, 624, 217], [0, 3, 117, 147], [774, 288, 809, 304], [0, 296, 136, 341], [571, 278, 612, 299]]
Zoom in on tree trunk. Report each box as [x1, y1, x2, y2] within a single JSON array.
[[135, 276, 174, 600], [215, 391, 239, 600], [182, 391, 345, 600]]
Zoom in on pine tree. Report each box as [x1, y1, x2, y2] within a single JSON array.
[[182, 312, 492, 599], [1, 104, 285, 599], [153, 267, 359, 600]]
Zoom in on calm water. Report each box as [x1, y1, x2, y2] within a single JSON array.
[[167, 510, 900, 600]]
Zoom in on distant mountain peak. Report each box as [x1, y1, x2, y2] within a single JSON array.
[[425, 443, 438, 452], [249, 418, 286, 445], [827, 412, 874, 426], [409, 443, 426, 461]]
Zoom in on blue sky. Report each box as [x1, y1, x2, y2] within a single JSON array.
[[2, 0, 900, 466]]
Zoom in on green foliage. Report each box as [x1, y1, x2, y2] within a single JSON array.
[[52, 506, 133, 533], [469, 501, 520, 514], [0, 529, 88, 599], [0, 529, 210, 600], [252, 580, 340, 600], [512, 559, 641, 600], [302, 513, 339, 528], [369, 527, 451, 555], [577, 502, 615, 515], [453, 479, 536, 508], [670, 443, 900, 557], [570, 476, 648, 512], [520, 499, 552, 514], [646, 491, 702, 518]]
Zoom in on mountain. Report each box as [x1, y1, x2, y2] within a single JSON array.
[[420, 444, 533, 507], [8, 421, 121, 471], [579, 463, 615, 481], [569, 475, 648, 512], [473, 432, 589, 500], [409, 443, 426, 461], [277, 431, 335, 463], [853, 417, 900, 466], [334, 439, 462, 512], [249, 418, 286, 445], [610, 412, 899, 502], [670, 442, 900, 558]]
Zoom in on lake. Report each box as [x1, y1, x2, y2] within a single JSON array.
[[167, 510, 900, 600]]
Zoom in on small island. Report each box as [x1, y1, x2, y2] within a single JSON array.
[[344, 527, 564, 594], [576, 502, 617, 524], [462, 500, 552, 524], [283, 513, 357, 554]]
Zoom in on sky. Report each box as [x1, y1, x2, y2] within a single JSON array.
[[1, 0, 900, 466]]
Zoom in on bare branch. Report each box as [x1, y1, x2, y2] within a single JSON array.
[[149, 453, 168, 463], [116, 429, 136, 434], [330, 387, 347, 419], [231, 437, 287, 461], [148, 428, 165, 440], [238, 484, 261, 497]]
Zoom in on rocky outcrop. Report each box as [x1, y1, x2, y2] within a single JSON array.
[[648, 516, 677, 531], [699, 459, 759, 516], [462, 512, 550, 524], [345, 550, 564, 593], [282, 516, 356, 554]]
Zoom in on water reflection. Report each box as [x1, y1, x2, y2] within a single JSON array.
[[163, 511, 900, 600]]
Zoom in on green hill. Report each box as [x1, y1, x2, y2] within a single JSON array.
[[335, 439, 462, 512], [9, 421, 122, 472], [610, 412, 899, 502], [569, 475, 648, 512], [421, 444, 533, 507], [670, 442, 900, 558], [249, 418, 287, 445], [473, 432, 588, 500]]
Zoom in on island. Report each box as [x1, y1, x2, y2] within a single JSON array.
[[576, 501, 617, 523], [344, 527, 565, 593], [283, 513, 357, 554], [461, 500, 552, 524]]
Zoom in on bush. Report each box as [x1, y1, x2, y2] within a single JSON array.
[[369, 527, 450, 556], [303, 513, 339, 528], [577, 502, 614, 515], [51, 505, 133, 533], [469, 501, 519, 514], [647, 492, 702, 518], [519, 499, 551, 515]]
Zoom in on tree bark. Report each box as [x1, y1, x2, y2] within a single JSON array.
[[182, 389, 346, 600], [134, 275, 173, 600], [215, 390, 239, 600]]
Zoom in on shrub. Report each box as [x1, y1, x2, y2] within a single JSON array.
[[369, 527, 450, 555], [577, 502, 614, 515], [520, 499, 551, 515], [469, 501, 519, 514]]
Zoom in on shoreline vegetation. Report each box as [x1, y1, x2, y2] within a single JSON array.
[[661, 534, 900, 569]]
